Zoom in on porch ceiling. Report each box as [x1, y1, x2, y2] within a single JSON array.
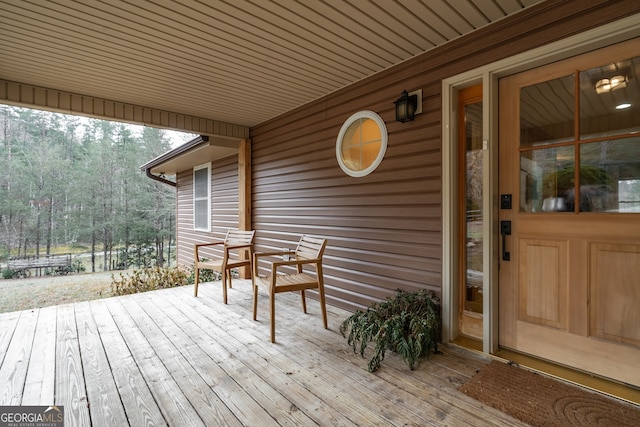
[[0, 0, 542, 128]]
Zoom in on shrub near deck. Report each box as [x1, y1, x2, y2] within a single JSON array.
[[111, 266, 189, 296], [340, 289, 441, 372]]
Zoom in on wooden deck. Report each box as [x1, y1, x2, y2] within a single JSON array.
[[0, 280, 525, 426]]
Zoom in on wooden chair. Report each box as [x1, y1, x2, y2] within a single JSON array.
[[194, 229, 255, 304], [252, 235, 328, 342]]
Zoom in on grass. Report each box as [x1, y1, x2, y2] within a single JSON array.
[[0, 271, 114, 313]]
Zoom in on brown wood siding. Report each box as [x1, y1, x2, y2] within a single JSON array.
[[176, 154, 239, 268], [250, 1, 640, 312]]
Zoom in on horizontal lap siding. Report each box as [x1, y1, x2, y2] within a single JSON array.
[[252, 82, 443, 310], [250, 1, 640, 312], [176, 154, 239, 268]]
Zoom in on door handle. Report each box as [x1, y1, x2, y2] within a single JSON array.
[[500, 221, 511, 261]]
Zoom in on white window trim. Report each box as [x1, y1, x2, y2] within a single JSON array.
[[336, 110, 388, 177], [193, 162, 211, 232]]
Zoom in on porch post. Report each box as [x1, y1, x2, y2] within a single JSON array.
[[239, 137, 252, 278]]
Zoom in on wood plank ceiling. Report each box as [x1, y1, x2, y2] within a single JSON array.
[[0, 0, 543, 128]]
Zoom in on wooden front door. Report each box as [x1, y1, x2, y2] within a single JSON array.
[[498, 38, 640, 387]]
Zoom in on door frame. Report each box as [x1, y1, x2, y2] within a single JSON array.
[[440, 14, 640, 355]]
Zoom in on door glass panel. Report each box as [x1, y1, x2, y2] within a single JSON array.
[[520, 146, 575, 212], [520, 75, 575, 148], [579, 137, 640, 212], [464, 102, 483, 314], [580, 56, 640, 139]]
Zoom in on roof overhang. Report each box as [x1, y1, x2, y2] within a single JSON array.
[[140, 134, 240, 176]]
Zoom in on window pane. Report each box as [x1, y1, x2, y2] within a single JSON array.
[[464, 101, 483, 314], [361, 140, 381, 169], [520, 146, 575, 212], [336, 112, 387, 176], [343, 120, 362, 149], [579, 138, 640, 212], [341, 144, 360, 170], [360, 118, 381, 144], [194, 200, 208, 229], [580, 56, 640, 139], [520, 75, 575, 148], [194, 168, 208, 198]]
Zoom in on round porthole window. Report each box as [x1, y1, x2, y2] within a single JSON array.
[[336, 110, 388, 177]]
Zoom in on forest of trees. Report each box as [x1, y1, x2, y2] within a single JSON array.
[[0, 105, 185, 273]]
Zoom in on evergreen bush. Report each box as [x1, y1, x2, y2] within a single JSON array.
[[340, 289, 441, 372]]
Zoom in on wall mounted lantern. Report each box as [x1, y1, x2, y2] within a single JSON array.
[[394, 89, 421, 123]]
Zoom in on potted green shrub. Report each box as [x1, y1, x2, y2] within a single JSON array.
[[340, 289, 441, 372]]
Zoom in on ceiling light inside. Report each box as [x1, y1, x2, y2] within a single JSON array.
[[595, 75, 628, 94]]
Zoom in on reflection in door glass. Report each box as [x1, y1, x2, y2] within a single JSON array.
[[520, 75, 575, 148], [464, 102, 483, 314], [520, 146, 575, 212], [579, 56, 640, 139], [580, 138, 640, 212]]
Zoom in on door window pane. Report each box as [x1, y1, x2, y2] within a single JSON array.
[[464, 102, 483, 314], [580, 56, 640, 139], [520, 146, 575, 212], [579, 138, 640, 212], [520, 75, 575, 148]]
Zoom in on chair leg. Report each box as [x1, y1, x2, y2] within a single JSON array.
[[194, 267, 200, 297], [270, 293, 276, 343], [318, 284, 328, 330], [252, 284, 258, 321], [228, 269, 233, 288], [300, 290, 307, 313], [222, 269, 228, 304]]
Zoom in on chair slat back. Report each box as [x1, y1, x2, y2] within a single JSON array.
[[295, 235, 327, 260], [226, 229, 255, 246]]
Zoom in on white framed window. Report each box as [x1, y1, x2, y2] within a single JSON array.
[[193, 163, 211, 231], [336, 110, 388, 177]]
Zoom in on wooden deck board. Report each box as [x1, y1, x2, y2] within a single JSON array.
[[167, 288, 362, 426], [143, 291, 316, 427], [75, 301, 129, 426], [166, 288, 355, 426], [104, 297, 207, 427], [0, 309, 37, 405], [22, 305, 56, 405], [89, 300, 167, 427], [55, 303, 91, 426], [124, 294, 258, 427], [0, 280, 526, 426], [229, 282, 517, 427], [258, 306, 491, 426], [0, 311, 21, 367]]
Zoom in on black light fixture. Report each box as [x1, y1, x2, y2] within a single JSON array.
[[394, 90, 418, 123]]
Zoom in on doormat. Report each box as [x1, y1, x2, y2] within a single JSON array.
[[459, 361, 640, 426]]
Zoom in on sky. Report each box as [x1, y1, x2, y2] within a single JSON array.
[[163, 129, 198, 148]]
